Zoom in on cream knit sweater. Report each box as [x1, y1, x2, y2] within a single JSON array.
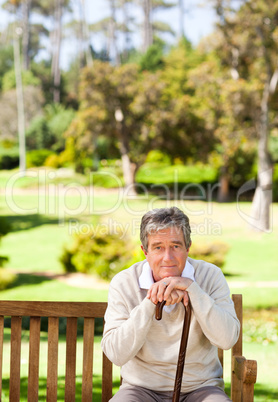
[[101, 258, 240, 393]]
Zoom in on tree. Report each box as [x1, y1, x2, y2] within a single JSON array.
[[140, 0, 176, 52], [0, 85, 44, 142], [31, 0, 72, 103], [1, 0, 48, 70], [65, 61, 141, 191], [189, 51, 256, 201], [2, 0, 32, 69], [65, 52, 210, 192], [0, 45, 14, 90], [211, 0, 278, 229]]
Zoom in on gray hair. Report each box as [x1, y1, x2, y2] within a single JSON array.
[[140, 207, 192, 251]]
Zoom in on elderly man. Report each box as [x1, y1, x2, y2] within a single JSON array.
[[101, 207, 239, 401]]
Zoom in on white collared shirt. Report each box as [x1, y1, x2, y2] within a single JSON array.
[[139, 260, 195, 313]]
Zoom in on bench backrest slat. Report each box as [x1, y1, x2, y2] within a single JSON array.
[[47, 316, 59, 402], [82, 317, 95, 401], [10, 316, 22, 401], [28, 316, 41, 402], [65, 317, 78, 401]]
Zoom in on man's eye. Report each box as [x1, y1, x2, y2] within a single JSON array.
[[156, 246, 161, 250], [174, 245, 179, 249]]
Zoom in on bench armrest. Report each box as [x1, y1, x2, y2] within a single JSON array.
[[231, 355, 257, 402]]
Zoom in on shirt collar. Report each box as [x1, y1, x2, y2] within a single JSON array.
[[139, 259, 195, 290]]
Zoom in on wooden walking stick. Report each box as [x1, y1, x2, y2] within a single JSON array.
[[156, 299, 191, 402]]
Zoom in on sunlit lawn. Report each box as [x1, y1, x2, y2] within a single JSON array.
[[0, 183, 278, 400]]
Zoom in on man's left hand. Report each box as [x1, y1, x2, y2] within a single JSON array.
[[147, 277, 193, 306]]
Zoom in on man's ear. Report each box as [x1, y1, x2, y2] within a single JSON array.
[[141, 244, 147, 257]]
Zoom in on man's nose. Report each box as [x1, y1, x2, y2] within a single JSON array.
[[162, 248, 174, 261]]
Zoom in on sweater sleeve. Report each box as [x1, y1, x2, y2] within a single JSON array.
[[186, 267, 240, 350], [101, 280, 156, 367]]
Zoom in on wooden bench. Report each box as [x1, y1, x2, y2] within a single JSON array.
[[0, 295, 257, 401]]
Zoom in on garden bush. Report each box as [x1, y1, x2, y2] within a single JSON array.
[[0, 154, 19, 169], [145, 150, 171, 165], [0, 144, 19, 169], [136, 162, 218, 186], [0, 268, 17, 290], [26, 149, 55, 167], [0, 216, 11, 268], [189, 241, 229, 269], [60, 228, 140, 280]]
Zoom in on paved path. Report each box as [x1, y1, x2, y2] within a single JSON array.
[[228, 281, 278, 288], [10, 269, 278, 290]]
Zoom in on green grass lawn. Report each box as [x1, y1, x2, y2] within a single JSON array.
[[0, 273, 108, 301], [1, 176, 278, 400]]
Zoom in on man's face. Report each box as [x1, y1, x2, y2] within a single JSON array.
[[141, 226, 190, 282]]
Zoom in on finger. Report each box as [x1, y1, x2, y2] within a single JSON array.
[[157, 281, 168, 302], [148, 282, 168, 304], [175, 289, 184, 304], [163, 279, 177, 300], [165, 293, 173, 306], [169, 290, 179, 304], [147, 284, 158, 304], [166, 289, 184, 305], [183, 291, 189, 307]]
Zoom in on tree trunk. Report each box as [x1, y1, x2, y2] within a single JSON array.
[[251, 82, 273, 232], [109, 0, 120, 65], [178, 0, 185, 39], [121, 153, 137, 194], [122, 0, 131, 62], [79, 0, 93, 67], [14, 28, 26, 174], [217, 165, 230, 202], [116, 109, 137, 194], [142, 0, 153, 52], [22, 0, 31, 70], [52, 0, 63, 103]]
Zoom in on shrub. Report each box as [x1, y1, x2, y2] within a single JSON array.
[[26, 116, 54, 150], [2, 69, 40, 91], [0, 268, 17, 290], [145, 150, 171, 165], [0, 154, 19, 169], [0, 144, 19, 169], [244, 318, 278, 345], [0, 216, 11, 268], [60, 228, 140, 280], [44, 153, 61, 169], [189, 241, 229, 269], [26, 149, 55, 167]]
